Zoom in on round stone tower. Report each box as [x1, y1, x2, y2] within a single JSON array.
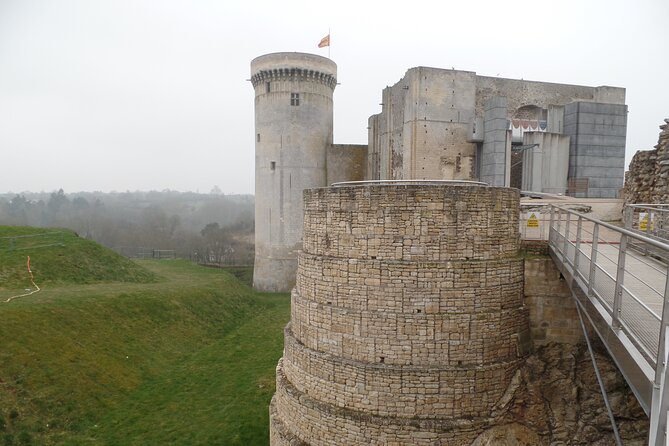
[[270, 181, 531, 445], [251, 52, 337, 292]]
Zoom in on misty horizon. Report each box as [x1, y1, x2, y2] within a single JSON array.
[[1, 0, 667, 194]]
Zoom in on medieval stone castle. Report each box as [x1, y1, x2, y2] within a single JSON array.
[[251, 52, 627, 293], [250, 52, 634, 445]]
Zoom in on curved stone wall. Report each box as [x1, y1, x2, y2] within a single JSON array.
[[302, 184, 519, 261], [282, 328, 521, 418], [295, 253, 524, 313], [290, 293, 528, 366], [270, 182, 529, 445]]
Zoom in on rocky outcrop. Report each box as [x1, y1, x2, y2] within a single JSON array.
[[485, 342, 648, 445], [624, 118, 669, 204]]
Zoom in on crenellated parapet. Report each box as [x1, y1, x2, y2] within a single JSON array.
[[251, 68, 337, 90]]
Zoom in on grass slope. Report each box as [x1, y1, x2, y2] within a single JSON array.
[[0, 258, 290, 446], [0, 226, 157, 292]]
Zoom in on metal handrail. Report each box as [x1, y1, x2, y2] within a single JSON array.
[[551, 207, 665, 336], [548, 205, 669, 446], [558, 206, 669, 252], [627, 204, 669, 209]]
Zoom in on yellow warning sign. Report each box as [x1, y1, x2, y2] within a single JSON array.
[[526, 212, 540, 228], [639, 212, 654, 231]]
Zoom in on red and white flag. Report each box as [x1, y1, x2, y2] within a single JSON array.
[[318, 34, 330, 48]]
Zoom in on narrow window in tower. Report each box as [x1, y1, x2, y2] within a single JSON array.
[[257, 133, 261, 142], [266, 82, 270, 93], [290, 93, 300, 106], [270, 161, 276, 171]]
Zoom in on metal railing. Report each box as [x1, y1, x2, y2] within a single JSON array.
[[624, 204, 669, 240], [624, 205, 669, 262], [548, 205, 669, 446]]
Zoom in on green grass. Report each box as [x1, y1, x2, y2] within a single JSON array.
[[0, 230, 291, 446], [219, 266, 254, 288], [0, 226, 157, 291]]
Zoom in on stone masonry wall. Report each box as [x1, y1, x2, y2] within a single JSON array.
[[326, 144, 368, 185], [524, 257, 583, 345], [270, 183, 530, 445], [624, 118, 669, 204]]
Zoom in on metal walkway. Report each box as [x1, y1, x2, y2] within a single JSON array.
[[547, 206, 669, 446]]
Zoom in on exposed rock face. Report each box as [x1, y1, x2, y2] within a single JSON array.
[[624, 118, 669, 204], [471, 423, 544, 446], [488, 342, 648, 445]]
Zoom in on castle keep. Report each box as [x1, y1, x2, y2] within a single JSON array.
[[367, 68, 627, 197], [251, 53, 650, 444], [270, 182, 530, 445], [251, 53, 367, 292], [251, 53, 628, 292]]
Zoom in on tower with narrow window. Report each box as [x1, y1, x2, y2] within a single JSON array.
[[250, 53, 337, 292]]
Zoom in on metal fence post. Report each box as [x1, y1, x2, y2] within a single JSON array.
[[549, 205, 555, 245], [651, 268, 669, 446], [562, 211, 571, 265], [646, 210, 652, 256], [624, 205, 633, 229], [574, 216, 583, 280], [555, 207, 562, 251], [651, 362, 669, 446], [612, 234, 628, 330], [587, 224, 600, 297], [655, 269, 669, 386]]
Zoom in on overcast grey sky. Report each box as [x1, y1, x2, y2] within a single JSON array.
[[0, 0, 667, 194]]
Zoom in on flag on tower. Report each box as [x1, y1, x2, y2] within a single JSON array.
[[318, 34, 330, 48]]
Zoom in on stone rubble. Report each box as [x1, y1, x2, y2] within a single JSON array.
[[624, 118, 669, 204]]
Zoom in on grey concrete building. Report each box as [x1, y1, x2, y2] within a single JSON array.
[[563, 101, 628, 197], [367, 66, 627, 196]]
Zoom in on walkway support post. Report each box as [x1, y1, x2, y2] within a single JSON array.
[[624, 205, 633, 229], [549, 205, 555, 244], [562, 211, 571, 265], [650, 270, 669, 446], [612, 234, 628, 330], [587, 224, 600, 298], [574, 216, 583, 279]]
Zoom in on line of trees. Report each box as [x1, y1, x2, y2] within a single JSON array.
[[0, 189, 255, 265]]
